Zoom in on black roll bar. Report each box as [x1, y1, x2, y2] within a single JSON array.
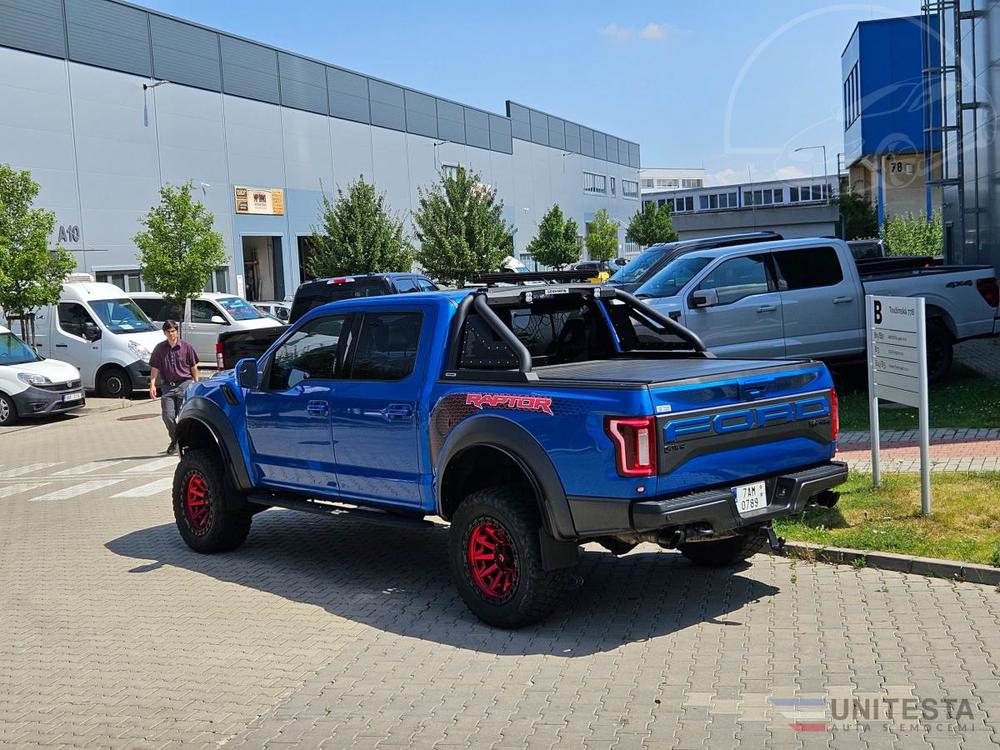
[[604, 288, 712, 355], [473, 292, 534, 374]]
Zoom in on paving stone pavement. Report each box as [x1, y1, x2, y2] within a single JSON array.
[[838, 429, 1000, 473], [956, 339, 1000, 381], [1, 402, 999, 749]]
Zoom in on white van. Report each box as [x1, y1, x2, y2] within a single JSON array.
[[34, 281, 163, 397], [0, 324, 85, 425], [130, 292, 280, 363]]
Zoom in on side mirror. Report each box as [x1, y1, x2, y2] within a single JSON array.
[[689, 289, 719, 309], [615, 257, 628, 267], [235, 358, 259, 389], [210, 315, 228, 325], [83, 321, 102, 341]]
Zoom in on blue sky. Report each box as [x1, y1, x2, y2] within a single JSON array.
[[138, 0, 919, 185]]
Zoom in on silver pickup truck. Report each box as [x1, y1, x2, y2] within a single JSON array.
[[638, 237, 999, 381]]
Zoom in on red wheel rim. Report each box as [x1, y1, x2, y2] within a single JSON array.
[[467, 519, 518, 601], [184, 473, 212, 533]]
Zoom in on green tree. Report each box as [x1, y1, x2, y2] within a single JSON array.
[[308, 176, 413, 278], [585, 209, 620, 264], [525, 204, 580, 269], [835, 191, 879, 240], [882, 211, 944, 257], [0, 164, 76, 344], [413, 166, 514, 285], [626, 201, 677, 247], [134, 182, 227, 334]]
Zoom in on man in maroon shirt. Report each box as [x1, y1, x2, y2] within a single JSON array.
[[149, 320, 200, 455]]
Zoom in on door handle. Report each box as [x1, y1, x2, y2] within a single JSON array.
[[306, 400, 328, 416], [756, 304, 777, 313], [385, 403, 414, 420], [833, 296, 854, 304], [55, 344, 68, 348]]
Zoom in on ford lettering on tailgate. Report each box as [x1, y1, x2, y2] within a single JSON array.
[[663, 394, 831, 444]]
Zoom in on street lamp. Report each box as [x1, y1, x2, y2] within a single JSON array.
[[143, 79, 170, 91], [794, 145, 829, 196]]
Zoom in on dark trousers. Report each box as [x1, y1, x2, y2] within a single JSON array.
[[160, 380, 190, 444]]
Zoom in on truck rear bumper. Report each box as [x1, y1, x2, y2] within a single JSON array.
[[567, 462, 849, 539]]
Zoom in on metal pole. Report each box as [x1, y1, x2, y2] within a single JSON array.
[[916, 297, 931, 514], [865, 294, 881, 488]]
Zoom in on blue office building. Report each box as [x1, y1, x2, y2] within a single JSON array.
[[841, 15, 941, 227]]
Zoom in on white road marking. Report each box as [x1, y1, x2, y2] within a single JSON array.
[[123, 457, 178, 474], [53, 459, 129, 477], [0, 481, 50, 498], [30, 479, 126, 502], [0, 463, 62, 478], [111, 477, 174, 498]]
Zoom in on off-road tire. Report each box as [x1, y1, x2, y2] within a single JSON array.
[[926, 320, 953, 384], [0, 393, 17, 426], [97, 365, 131, 398], [449, 486, 574, 628], [679, 531, 768, 567], [173, 448, 252, 553]]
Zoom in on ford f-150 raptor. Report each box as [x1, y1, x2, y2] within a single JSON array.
[[172, 279, 847, 627]]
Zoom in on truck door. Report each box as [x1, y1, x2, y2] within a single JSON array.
[[773, 246, 863, 359], [245, 314, 350, 493], [682, 253, 785, 358], [50, 302, 101, 387], [328, 310, 426, 509]]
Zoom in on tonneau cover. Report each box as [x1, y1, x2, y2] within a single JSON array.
[[533, 357, 815, 386]]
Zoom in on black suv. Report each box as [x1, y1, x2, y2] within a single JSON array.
[[606, 231, 783, 293]]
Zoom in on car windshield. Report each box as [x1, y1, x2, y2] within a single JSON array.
[[609, 245, 669, 283], [218, 297, 263, 321], [89, 299, 156, 334], [0, 332, 42, 366], [634, 256, 713, 299]]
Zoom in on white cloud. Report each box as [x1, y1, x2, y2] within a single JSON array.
[[599, 23, 632, 43], [601, 21, 682, 44], [639, 23, 678, 41]]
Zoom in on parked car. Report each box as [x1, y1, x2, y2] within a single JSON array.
[[33, 279, 162, 397], [131, 292, 279, 364], [847, 239, 886, 260], [0, 325, 85, 425], [606, 231, 783, 293], [173, 276, 847, 627], [216, 273, 438, 370], [635, 236, 1000, 382], [253, 301, 291, 324]]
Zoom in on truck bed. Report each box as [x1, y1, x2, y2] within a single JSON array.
[[533, 357, 813, 387]]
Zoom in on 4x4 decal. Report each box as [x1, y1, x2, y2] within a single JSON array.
[[465, 393, 554, 416]]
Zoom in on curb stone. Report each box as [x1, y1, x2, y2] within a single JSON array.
[[777, 541, 1000, 586]]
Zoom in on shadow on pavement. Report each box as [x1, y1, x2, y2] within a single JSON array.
[[106, 510, 779, 656]]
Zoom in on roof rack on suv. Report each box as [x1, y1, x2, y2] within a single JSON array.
[[469, 270, 595, 287]]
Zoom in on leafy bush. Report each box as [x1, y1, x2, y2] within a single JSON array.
[[882, 211, 943, 257]]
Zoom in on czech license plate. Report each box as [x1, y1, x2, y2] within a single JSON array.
[[63, 392, 83, 402], [733, 481, 767, 516]]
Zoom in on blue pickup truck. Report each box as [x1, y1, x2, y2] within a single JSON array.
[[172, 280, 847, 627]]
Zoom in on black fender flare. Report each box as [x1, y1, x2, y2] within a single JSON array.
[[435, 415, 577, 541], [176, 397, 253, 492]]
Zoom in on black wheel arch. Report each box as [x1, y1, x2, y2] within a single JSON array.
[[175, 396, 253, 493], [435, 415, 577, 541]]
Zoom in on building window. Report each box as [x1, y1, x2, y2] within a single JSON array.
[[96, 270, 143, 292], [610, 177, 616, 196], [583, 172, 607, 194], [622, 180, 639, 199], [442, 164, 460, 180], [699, 195, 710, 210], [640, 178, 654, 188], [790, 187, 799, 201], [681, 178, 703, 188], [773, 188, 783, 203], [844, 62, 860, 129], [655, 178, 679, 189], [685, 196, 694, 211]]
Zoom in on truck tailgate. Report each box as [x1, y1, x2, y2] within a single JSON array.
[[649, 362, 837, 495]]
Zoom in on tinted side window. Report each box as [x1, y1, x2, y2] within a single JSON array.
[[349, 312, 422, 380], [416, 278, 437, 292], [134, 298, 163, 319], [393, 278, 418, 293], [191, 300, 223, 323], [269, 315, 349, 390], [697, 255, 772, 305], [58, 303, 95, 337], [775, 247, 844, 290]]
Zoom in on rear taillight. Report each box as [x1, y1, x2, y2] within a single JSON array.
[[977, 277, 999, 309], [605, 416, 657, 477], [831, 389, 839, 442], [215, 341, 224, 370]]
